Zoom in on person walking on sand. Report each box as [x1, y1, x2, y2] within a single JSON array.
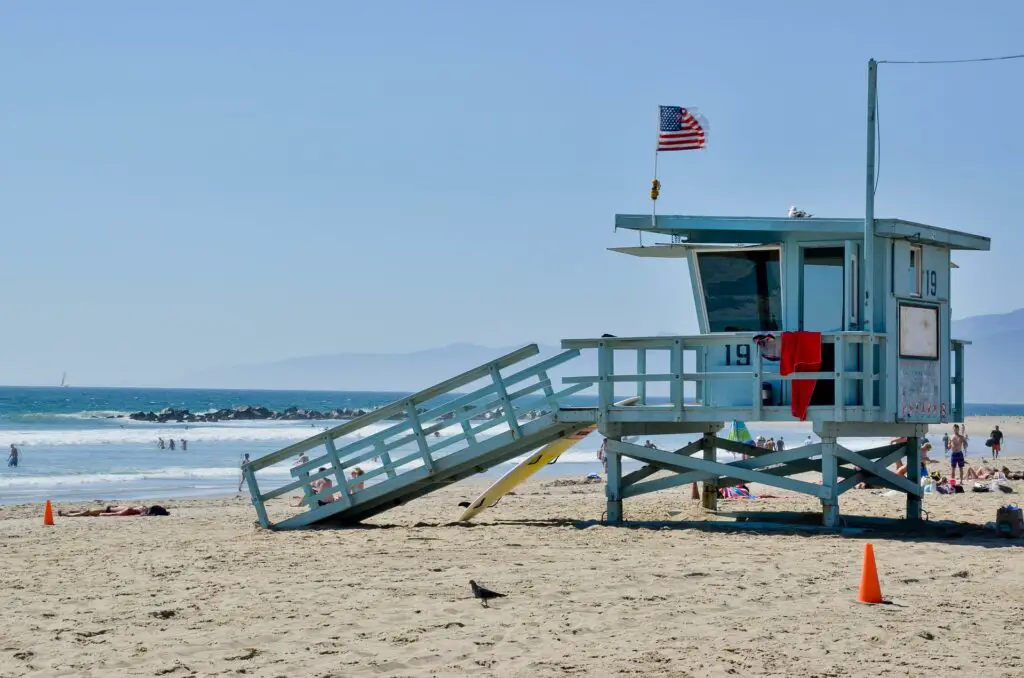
[[989, 426, 1003, 460], [949, 424, 967, 484], [7, 444, 18, 467], [238, 453, 250, 492], [596, 438, 608, 475]]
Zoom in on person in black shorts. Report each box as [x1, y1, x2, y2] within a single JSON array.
[[990, 426, 1004, 459]]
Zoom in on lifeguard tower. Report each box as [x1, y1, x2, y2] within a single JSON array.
[[239, 209, 988, 530], [239, 60, 991, 530], [558, 212, 989, 526]]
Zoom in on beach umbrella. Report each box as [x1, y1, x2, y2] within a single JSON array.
[[727, 420, 753, 444]]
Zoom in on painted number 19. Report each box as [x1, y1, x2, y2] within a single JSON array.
[[922, 269, 938, 297], [724, 344, 750, 366]]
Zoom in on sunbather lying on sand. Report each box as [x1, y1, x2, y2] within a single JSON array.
[[967, 466, 1002, 480], [58, 505, 170, 517]]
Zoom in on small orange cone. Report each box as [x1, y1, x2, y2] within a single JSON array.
[[856, 543, 884, 604], [691, 482, 700, 500], [43, 500, 54, 526]]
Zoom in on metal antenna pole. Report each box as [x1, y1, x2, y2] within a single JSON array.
[[863, 58, 877, 333]]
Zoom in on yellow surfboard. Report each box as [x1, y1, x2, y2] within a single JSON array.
[[458, 397, 639, 522]]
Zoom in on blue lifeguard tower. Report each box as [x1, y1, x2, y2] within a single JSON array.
[[240, 61, 991, 530]]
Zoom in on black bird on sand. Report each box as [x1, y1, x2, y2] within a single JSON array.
[[469, 580, 506, 607]]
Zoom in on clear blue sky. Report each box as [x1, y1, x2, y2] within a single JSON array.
[[2, 1, 1021, 386]]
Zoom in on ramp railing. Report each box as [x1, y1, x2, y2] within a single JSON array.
[[242, 344, 592, 528]]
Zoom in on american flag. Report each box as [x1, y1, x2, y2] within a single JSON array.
[[657, 105, 708, 151]]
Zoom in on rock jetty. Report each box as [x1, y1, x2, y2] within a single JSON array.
[[123, 403, 532, 425], [126, 405, 372, 424]]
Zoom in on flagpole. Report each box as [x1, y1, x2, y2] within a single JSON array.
[[652, 147, 659, 230], [863, 59, 877, 333], [651, 105, 661, 234]]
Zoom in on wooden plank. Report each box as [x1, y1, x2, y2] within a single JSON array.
[[820, 438, 839, 527], [701, 434, 717, 510], [836, 446, 907, 495], [607, 441, 623, 523], [321, 374, 558, 469], [833, 446, 921, 497], [291, 374, 579, 479], [905, 436, 922, 521], [373, 440, 397, 479], [244, 466, 270, 528], [562, 331, 878, 352], [324, 436, 353, 508], [670, 340, 682, 418], [273, 418, 585, 529], [248, 344, 542, 471], [620, 439, 703, 488], [622, 445, 828, 499], [714, 435, 769, 457], [489, 364, 523, 441], [260, 466, 335, 502], [636, 349, 647, 404], [563, 374, 676, 384], [609, 441, 828, 498], [264, 346, 585, 480], [598, 344, 614, 413]]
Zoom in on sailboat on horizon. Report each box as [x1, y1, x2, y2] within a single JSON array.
[[60, 372, 69, 388]]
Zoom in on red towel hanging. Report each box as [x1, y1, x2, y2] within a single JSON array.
[[780, 332, 822, 421]]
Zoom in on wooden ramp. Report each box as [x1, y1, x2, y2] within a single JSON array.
[[241, 345, 595, 529]]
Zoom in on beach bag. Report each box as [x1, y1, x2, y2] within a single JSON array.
[[996, 505, 1023, 538], [985, 438, 993, 448]]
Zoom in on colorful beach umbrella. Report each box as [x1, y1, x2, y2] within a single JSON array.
[[727, 420, 753, 444]]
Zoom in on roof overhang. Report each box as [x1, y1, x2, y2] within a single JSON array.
[[613, 214, 991, 252]]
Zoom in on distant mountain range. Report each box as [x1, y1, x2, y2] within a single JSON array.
[[175, 333, 686, 395], [951, 309, 1024, 404], [176, 342, 573, 393], [172, 313, 1020, 403]]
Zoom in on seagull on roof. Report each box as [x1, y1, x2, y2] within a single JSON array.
[[788, 206, 813, 218]]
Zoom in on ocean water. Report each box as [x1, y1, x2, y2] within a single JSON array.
[[0, 386, 1015, 506]]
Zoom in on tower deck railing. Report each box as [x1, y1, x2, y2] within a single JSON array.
[[559, 332, 890, 424]]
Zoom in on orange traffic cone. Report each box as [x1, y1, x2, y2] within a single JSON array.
[[856, 543, 884, 604], [691, 482, 700, 500], [43, 500, 54, 526]]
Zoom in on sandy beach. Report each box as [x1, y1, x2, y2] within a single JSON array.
[[2, 445, 1023, 678]]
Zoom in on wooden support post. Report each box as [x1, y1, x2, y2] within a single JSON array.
[[406, 401, 436, 474], [323, 436, 353, 508], [460, 418, 477, 445], [820, 437, 839, 527], [489, 365, 523, 440], [598, 343, 614, 415], [700, 433, 717, 510], [669, 339, 682, 419], [606, 438, 623, 523], [905, 436, 922, 522], [374, 439, 397, 479], [636, 348, 647, 405], [243, 465, 271, 528], [950, 346, 958, 426], [539, 369, 559, 413]]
